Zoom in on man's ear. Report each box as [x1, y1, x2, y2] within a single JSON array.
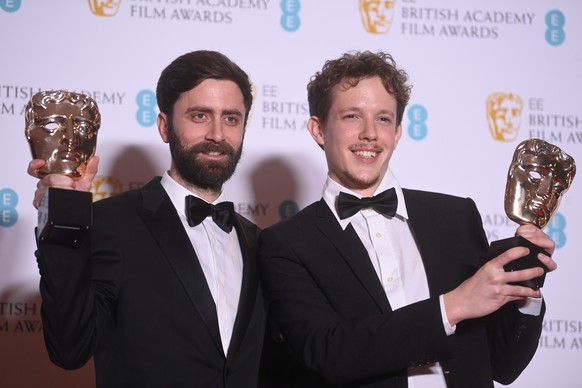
[[394, 124, 403, 149], [157, 113, 170, 143], [307, 116, 325, 149]]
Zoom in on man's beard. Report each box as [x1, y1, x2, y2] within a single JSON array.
[[168, 128, 242, 192]]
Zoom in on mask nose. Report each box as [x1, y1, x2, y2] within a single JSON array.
[[62, 116, 79, 150]]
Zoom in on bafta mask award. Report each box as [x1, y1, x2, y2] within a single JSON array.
[[488, 138, 576, 289], [25, 90, 101, 245]]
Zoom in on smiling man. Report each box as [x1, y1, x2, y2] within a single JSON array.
[[28, 50, 266, 387], [258, 51, 557, 388]]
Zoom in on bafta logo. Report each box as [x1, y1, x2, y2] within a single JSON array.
[[88, 0, 122, 17], [92, 176, 124, 201], [486, 92, 523, 142], [359, 0, 396, 34]]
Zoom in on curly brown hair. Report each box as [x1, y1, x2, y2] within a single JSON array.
[[307, 51, 411, 126]]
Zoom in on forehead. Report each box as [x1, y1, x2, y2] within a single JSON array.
[[520, 152, 571, 177], [330, 77, 396, 108], [183, 79, 243, 101], [34, 100, 95, 118], [521, 152, 555, 165]]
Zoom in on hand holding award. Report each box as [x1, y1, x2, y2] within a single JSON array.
[[489, 139, 576, 289], [25, 90, 101, 245]]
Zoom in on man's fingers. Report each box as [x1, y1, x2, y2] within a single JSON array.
[[82, 156, 100, 182], [27, 159, 46, 178], [491, 246, 530, 267], [516, 224, 556, 255], [74, 155, 99, 191], [537, 253, 557, 272], [504, 265, 545, 284]]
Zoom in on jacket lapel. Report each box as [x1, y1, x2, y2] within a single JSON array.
[[313, 199, 391, 313], [137, 178, 224, 355], [227, 215, 259, 358], [402, 189, 450, 295]]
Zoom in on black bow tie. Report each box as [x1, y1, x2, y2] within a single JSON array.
[[185, 195, 235, 233], [337, 188, 398, 220]]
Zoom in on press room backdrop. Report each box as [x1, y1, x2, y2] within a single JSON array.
[[1, 1, 580, 387]]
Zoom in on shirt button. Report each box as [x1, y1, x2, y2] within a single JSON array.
[[387, 276, 394, 283], [376, 232, 382, 238]]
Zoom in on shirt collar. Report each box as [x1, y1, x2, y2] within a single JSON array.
[[160, 171, 228, 219], [322, 169, 408, 229]]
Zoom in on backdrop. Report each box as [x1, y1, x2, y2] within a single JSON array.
[[1, 1, 580, 387]]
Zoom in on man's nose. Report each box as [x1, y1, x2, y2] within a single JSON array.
[[359, 119, 378, 141], [206, 119, 225, 142]]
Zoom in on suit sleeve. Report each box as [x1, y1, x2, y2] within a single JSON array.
[[35, 201, 122, 370], [412, 193, 545, 384], [258, 225, 454, 386], [486, 300, 545, 384], [462, 196, 545, 384]]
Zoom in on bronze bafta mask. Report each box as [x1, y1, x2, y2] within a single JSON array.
[[505, 138, 576, 228], [25, 90, 101, 178]]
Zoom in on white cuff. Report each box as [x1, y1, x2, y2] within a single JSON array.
[[439, 294, 456, 336], [518, 296, 543, 316]]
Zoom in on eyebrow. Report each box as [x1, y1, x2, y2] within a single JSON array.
[[338, 107, 395, 117], [185, 106, 243, 117]]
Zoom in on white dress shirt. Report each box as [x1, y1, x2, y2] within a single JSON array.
[[322, 170, 543, 387], [323, 170, 449, 388], [161, 172, 243, 354]]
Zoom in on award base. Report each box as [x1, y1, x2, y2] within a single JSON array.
[[488, 235, 549, 290], [36, 187, 92, 246]]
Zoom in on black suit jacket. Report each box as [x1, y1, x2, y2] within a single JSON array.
[[258, 189, 544, 388], [36, 178, 266, 388]]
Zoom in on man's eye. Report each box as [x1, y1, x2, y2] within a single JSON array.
[[225, 116, 239, 124]]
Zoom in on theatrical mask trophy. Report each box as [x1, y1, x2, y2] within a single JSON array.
[[25, 90, 101, 245], [488, 138, 576, 289]]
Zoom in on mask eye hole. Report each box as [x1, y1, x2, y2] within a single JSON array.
[[42, 122, 60, 133], [528, 170, 542, 180]]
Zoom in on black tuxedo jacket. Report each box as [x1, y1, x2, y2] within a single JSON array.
[[258, 189, 544, 388], [36, 178, 266, 388]]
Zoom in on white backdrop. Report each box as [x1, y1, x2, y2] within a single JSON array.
[[1, 1, 581, 387]]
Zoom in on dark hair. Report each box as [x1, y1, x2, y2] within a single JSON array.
[[307, 51, 411, 125], [156, 50, 253, 125]]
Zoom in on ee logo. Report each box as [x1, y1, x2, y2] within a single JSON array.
[[547, 213, 567, 249], [136, 90, 157, 127], [407, 104, 428, 141], [1, 0, 21, 13], [279, 200, 299, 220], [281, 0, 300, 32], [0, 188, 18, 227], [545, 10, 565, 46]]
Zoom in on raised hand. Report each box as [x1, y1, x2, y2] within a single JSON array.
[[28, 156, 100, 208]]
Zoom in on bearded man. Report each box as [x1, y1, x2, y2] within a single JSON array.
[[27, 50, 265, 388]]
